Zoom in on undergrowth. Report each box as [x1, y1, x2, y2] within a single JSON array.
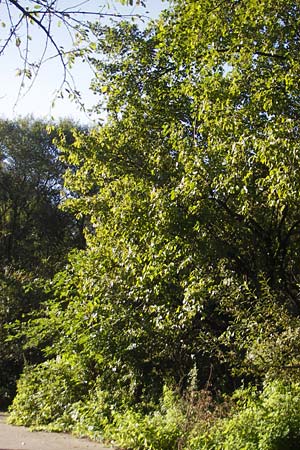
[[8, 361, 300, 450]]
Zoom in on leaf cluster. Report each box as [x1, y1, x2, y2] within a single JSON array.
[[7, 1, 300, 448]]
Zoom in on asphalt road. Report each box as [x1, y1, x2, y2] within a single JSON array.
[[0, 413, 114, 450]]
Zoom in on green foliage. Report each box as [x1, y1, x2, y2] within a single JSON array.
[[0, 117, 84, 406], [7, 1, 300, 449], [67, 387, 112, 440], [190, 380, 300, 450], [0, 270, 27, 407], [0, 267, 50, 408], [47, 0, 300, 401], [100, 387, 182, 450], [11, 371, 300, 450], [8, 355, 92, 429], [0, 117, 83, 274]]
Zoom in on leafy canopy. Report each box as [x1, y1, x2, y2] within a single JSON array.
[[8, 1, 300, 447]]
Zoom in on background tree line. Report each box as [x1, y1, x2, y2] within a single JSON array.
[[3, 0, 300, 448], [0, 117, 85, 407]]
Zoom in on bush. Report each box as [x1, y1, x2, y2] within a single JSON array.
[[8, 355, 91, 429], [68, 387, 112, 441], [11, 359, 300, 450], [104, 386, 184, 450], [189, 380, 300, 450]]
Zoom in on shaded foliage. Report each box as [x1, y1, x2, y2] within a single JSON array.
[[0, 118, 83, 407]]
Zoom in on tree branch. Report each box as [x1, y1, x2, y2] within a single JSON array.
[[8, 0, 68, 81]]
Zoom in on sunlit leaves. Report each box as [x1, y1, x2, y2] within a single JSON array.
[[10, 0, 300, 426]]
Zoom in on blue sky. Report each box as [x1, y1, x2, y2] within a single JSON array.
[[0, 0, 167, 124]]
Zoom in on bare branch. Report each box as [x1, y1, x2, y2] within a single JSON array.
[[8, 0, 68, 75], [0, 0, 150, 105]]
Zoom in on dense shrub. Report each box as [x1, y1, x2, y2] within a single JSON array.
[[10, 365, 300, 450], [8, 355, 91, 429], [189, 380, 300, 450], [103, 387, 184, 450]]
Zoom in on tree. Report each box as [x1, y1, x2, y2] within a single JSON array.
[[0, 0, 155, 99], [0, 117, 84, 272], [9, 0, 300, 442], [0, 117, 84, 406], [49, 0, 300, 394]]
